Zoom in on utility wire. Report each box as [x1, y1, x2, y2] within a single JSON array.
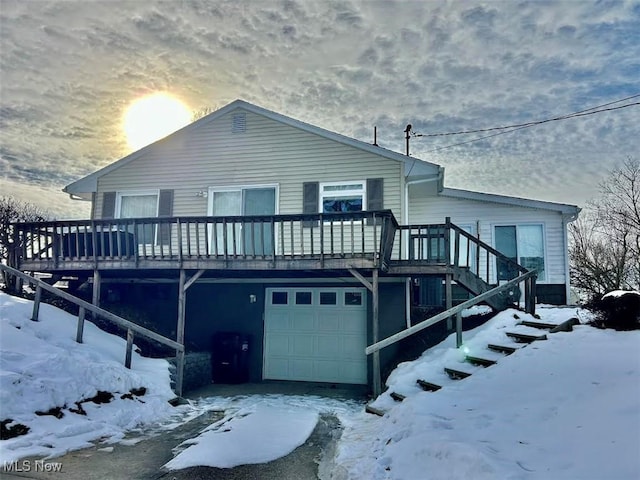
[[414, 94, 640, 138], [404, 94, 639, 174]]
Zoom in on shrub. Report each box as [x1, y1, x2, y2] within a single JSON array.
[[586, 291, 640, 331]]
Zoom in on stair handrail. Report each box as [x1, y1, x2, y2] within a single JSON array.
[[0, 264, 185, 388], [447, 219, 528, 274], [365, 269, 538, 355]]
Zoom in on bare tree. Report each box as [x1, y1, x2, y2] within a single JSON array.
[[570, 158, 640, 300], [0, 196, 50, 288]]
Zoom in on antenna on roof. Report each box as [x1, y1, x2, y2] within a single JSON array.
[[373, 126, 378, 146]]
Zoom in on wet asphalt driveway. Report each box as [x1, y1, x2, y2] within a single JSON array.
[[0, 383, 367, 480]]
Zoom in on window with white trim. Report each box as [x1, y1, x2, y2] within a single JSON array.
[[319, 181, 366, 213], [116, 191, 159, 244], [495, 224, 546, 281]]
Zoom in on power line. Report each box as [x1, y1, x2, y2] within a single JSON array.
[[404, 94, 640, 174], [414, 94, 640, 138]]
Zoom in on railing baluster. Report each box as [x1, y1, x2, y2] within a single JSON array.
[[186, 221, 192, 257], [279, 220, 284, 258], [290, 220, 294, 257], [223, 219, 228, 259], [330, 219, 334, 255], [195, 220, 201, 257]]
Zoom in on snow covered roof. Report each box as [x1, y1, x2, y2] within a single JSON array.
[[440, 187, 580, 216], [64, 99, 441, 197]]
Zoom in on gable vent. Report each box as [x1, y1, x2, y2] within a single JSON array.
[[232, 112, 246, 133]]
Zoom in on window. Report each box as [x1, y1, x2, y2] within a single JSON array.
[[116, 191, 159, 244], [271, 291, 288, 305], [320, 181, 365, 213], [295, 291, 312, 305], [495, 224, 545, 281], [345, 291, 363, 305], [320, 292, 337, 305]]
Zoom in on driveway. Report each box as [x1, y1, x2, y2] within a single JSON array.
[[1, 383, 367, 480]]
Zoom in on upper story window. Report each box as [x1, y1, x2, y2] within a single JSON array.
[[319, 181, 366, 213], [116, 191, 159, 244]]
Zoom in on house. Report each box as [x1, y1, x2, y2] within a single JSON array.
[[10, 100, 579, 395]]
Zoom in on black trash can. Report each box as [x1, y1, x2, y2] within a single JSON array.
[[211, 332, 250, 384]]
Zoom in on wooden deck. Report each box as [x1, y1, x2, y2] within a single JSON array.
[[9, 211, 532, 294]]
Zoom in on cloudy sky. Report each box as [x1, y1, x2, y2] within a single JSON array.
[[1, 0, 639, 218]]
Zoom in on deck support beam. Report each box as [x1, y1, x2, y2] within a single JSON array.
[[175, 269, 187, 397], [175, 269, 206, 397], [349, 267, 382, 397], [372, 269, 381, 397]]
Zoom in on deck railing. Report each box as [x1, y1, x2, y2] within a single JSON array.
[[391, 217, 529, 285], [10, 210, 398, 271]]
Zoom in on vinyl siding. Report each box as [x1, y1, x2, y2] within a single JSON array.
[[95, 109, 402, 220], [409, 194, 567, 284]]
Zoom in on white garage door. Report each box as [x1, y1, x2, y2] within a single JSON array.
[[263, 287, 368, 384]]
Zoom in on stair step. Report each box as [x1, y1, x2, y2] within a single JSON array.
[[444, 367, 472, 380], [365, 404, 386, 417], [416, 379, 442, 392], [465, 355, 497, 367], [506, 332, 547, 343], [519, 320, 558, 330], [390, 392, 406, 402], [487, 343, 517, 355]]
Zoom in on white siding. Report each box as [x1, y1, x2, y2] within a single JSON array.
[[95, 109, 402, 220], [409, 194, 567, 284]]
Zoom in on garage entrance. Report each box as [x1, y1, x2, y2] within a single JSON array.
[[263, 287, 368, 384]]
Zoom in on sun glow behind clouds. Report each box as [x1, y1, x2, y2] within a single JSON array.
[[123, 93, 191, 151]]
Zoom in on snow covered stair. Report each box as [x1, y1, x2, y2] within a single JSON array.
[[365, 309, 582, 416]]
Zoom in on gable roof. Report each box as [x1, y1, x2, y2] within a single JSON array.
[[440, 187, 580, 216], [64, 99, 441, 197]]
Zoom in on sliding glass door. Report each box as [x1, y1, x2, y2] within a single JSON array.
[[495, 225, 545, 281], [209, 186, 276, 256]]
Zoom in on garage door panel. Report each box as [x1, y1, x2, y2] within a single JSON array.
[[264, 288, 367, 384], [291, 359, 313, 379], [317, 312, 341, 331], [267, 312, 291, 331], [264, 358, 289, 378], [294, 312, 316, 332], [265, 335, 291, 356], [342, 315, 367, 333], [293, 335, 314, 355], [316, 336, 342, 357]]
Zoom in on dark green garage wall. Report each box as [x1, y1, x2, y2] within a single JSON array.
[[374, 283, 408, 384], [186, 283, 265, 382]]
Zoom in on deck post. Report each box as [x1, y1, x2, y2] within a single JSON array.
[[445, 273, 453, 330], [372, 269, 381, 397], [92, 269, 101, 310], [456, 311, 463, 348], [176, 269, 186, 397]]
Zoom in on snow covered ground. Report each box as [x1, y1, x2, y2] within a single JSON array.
[[332, 307, 640, 480], [1, 291, 639, 479]]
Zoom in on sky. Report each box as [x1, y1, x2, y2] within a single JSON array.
[[2, 289, 639, 479], [1, 0, 639, 219]]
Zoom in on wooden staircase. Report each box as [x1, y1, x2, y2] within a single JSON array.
[[452, 266, 520, 311], [367, 315, 580, 415]]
